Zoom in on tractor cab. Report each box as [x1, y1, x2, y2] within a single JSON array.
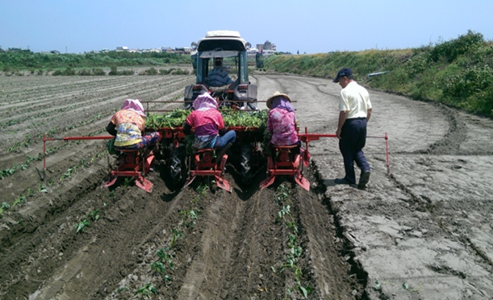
[[184, 30, 258, 110]]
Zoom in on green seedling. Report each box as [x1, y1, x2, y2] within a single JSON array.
[[170, 229, 184, 248], [277, 205, 291, 221], [150, 261, 165, 274], [156, 246, 175, 269], [60, 167, 75, 181], [180, 209, 199, 227], [12, 195, 26, 206], [88, 210, 99, 221], [286, 221, 299, 234], [75, 219, 90, 233], [38, 184, 48, 193], [196, 184, 208, 196], [298, 283, 313, 299], [0, 202, 11, 217], [290, 246, 303, 258], [134, 283, 157, 297], [374, 279, 381, 290]]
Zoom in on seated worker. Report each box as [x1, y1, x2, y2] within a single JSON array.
[[266, 91, 300, 154], [183, 92, 236, 159], [106, 98, 161, 151], [207, 57, 233, 87]]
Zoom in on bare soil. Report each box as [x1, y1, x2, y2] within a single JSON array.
[[1, 71, 492, 300]]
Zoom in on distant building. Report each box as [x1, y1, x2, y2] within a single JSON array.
[[143, 48, 161, 53], [256, 40, 277, 55], [263, 40, 276, 51], [115, 46, 129, 51]]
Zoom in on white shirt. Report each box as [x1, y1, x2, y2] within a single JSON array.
[[339, 81, 372, 119]]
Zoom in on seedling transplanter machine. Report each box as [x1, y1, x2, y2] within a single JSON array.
[[42, 119, 390, 193], [41, 30, 390, 193]]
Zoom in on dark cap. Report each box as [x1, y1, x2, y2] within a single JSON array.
[[333, 68, 352, 83]]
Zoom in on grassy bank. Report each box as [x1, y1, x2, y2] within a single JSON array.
[[263, 30, 493, 117]]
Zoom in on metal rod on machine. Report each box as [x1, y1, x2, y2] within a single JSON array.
[[385, 132, 390, 175], [367, 133, 391, 175], [297, 127, 390, 175], [42, 134, 113, 170]]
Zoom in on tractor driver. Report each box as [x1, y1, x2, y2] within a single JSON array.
[[207, 57, 233, 87], [266, 91, 300, 154], [183, 92, 236, 160], [106, 99, 161, 151]]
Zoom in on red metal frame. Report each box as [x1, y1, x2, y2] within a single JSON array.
[[41, 126, 390, 194], [260, 130, 340, 191], [104, 149, 155, 193], [184, 149, 231, 192], [260, 145, 310, 191]]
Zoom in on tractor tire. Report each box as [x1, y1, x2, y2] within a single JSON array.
[[240, 144, 253, 185], [170, 144, 185, 185]]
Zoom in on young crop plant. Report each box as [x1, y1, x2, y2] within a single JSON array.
[[180, 208, 200, 227], [59, 167, 76, 181], [0, 202, 11, 218], [169, 228, 185, 248], [75, 219, 90, 233], [271, 183, 313, 299], [38, 184, 48, 193], [12, 195, 26, 206], [134, 283, 158, 298], [88, 210, 100, 221], [150, 261, 166, 275], [151, 246, 175, 279], [196, 183, 209, 196]]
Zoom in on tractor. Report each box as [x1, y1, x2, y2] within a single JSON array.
[[162, 30, 263, 188], [184, 30, 258, 111]]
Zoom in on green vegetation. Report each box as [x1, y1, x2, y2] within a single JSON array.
[[3, 30, 490, 116], [75, 219, 90, 233], [264, 30, 493, 117], [133, 184, 206, 296], [145, 108, 268, 129], [134, 283, 158, 298], [272, 183, 312, 299], [0, 49, 191, 72]]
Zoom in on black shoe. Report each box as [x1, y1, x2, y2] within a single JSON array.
[[334, 178, 352, 185], [358, 171, 370, 189]]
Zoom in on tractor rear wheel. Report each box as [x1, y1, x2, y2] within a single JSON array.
[[170, 144, 185, 185], [240, 144, 253, 185]]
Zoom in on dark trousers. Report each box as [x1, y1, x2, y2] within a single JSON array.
[[339, 118, 370, 184]]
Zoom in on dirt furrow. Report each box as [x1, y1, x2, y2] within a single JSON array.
[[297, 174, 366, 299]]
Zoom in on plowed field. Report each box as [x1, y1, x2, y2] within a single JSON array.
[[1, 71, 493, 300]]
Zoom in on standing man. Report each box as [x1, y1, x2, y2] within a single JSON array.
[[333, 68, 372, 189]]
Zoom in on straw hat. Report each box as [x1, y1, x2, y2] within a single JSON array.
[[266, 91, 291, 109]]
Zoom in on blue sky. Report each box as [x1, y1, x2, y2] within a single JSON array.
[[1, 0, 492, 54]]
